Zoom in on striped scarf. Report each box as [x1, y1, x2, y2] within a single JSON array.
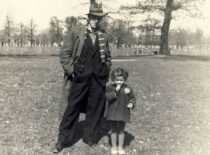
[[84, 28, 106, 63]]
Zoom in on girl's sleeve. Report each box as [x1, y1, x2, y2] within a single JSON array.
[[105, 85, 117, 103], [129, 87, 136, 109]]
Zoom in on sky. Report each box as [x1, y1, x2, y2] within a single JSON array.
[[0, 0, 210, 35]]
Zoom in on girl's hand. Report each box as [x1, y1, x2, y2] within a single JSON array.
[[124, 88, 131, 94], [127, 103, 133, 109], [116, 85, 121, 92]]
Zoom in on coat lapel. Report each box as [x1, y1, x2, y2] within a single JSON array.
[[74, 27, 85, 62], [85, 34, 94, 50], [92, 35, 99, 56]]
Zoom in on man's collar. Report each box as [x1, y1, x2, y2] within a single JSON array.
[[87, 25, 93, 33]]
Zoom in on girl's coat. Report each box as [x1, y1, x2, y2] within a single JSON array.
[[105, 84, 136, 123]]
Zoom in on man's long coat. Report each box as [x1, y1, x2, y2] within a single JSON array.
[[59, 26, 111, 119]]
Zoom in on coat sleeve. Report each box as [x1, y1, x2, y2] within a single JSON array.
[[60, 30, 79, 77], [105, 85, 117, 103], [128, 87, 136, 109]]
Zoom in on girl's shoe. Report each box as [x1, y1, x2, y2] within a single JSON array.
[[118, 147, 125, 155], [111, 148, 118, 155]]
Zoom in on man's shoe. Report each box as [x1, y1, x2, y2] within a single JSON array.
[[53, 141, 65, 154]]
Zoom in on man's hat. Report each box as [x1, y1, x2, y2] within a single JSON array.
[[87, 0, 108, 17]]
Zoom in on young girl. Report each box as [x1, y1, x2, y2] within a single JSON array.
[[105, 68, 136, 155]]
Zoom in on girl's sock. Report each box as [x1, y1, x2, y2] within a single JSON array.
[[111, 133, 117, 149], [118, 132, 125, 149]]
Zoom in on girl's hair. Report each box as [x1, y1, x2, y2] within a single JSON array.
[[110, 67, 129, 81]]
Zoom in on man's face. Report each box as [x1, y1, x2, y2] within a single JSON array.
[[88, 15, 102, 30]]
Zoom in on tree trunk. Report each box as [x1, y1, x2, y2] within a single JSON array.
[[159, 0, 174, 55], [30, 29, 33, 47], [20, 24, 23, 47]]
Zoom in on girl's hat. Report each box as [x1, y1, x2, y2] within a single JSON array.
[[87, 0, 108, 17]]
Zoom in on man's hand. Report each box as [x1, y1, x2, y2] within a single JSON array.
[[105, 62, 111, 71], [71, 73, 76, 79], [127, 103, 133, 109]]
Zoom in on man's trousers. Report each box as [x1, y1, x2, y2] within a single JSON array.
[[58, 74, 106, 144]]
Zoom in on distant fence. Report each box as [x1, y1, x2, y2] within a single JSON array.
[[171, 48, 210, 56], [0, 46, 60, 56], [0, 46, 158, 56], [0, 46, 209, 56], [111, 47, 157, 57]]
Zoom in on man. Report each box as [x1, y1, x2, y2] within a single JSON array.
[[54, 2, 111, 153]]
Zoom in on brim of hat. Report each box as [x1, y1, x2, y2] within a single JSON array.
[[87, 12, 108, 17]]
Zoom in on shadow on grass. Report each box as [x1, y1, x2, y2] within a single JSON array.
[[69, 118, 112, 145], [98, 118, 135, 147], [106, 132, 135, 147], [72, 118, 135, 147], [124, 132, 135, 147]]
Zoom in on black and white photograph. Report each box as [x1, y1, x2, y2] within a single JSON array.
[[0, 0, 210, 154]]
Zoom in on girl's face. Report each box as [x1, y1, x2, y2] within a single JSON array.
[[114, 76, 125, 85]]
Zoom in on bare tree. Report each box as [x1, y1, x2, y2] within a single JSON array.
[[109, 20, 129, 47], [194, 28, 204, 49], [169, 28, 189, 49], [121, 0, 205, 55], [49, 16, 63, 46], [28, 18, 37, 47], [18, 23, 29, 47], [142, 17, 161, 46], [64, 16, 78, 32], [39, 30, 51, 46], [4, 16, 13, 45]]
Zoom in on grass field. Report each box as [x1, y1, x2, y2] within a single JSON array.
[[0, 55, 210, 155]]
